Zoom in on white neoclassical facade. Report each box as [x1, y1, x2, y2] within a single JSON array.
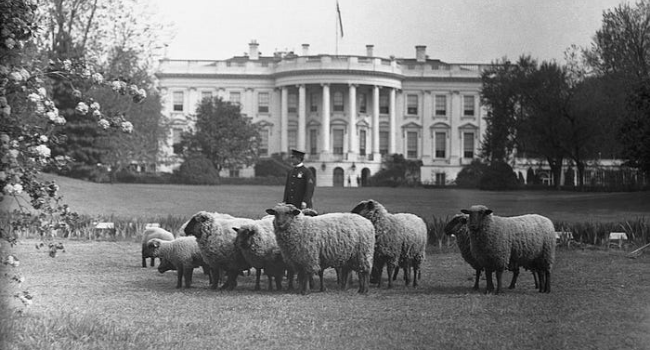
[[155, 41, 490, 187]]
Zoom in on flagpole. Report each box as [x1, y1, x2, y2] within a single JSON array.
[[335, 0, 339, 56]]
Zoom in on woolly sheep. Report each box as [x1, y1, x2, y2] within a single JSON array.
[[461, 205, 556, 294], [147, 236, 207, 288], [351, 199, 427, 288], [141, 227, 175, 268], [233, 215, 294, 291], [266, 203, 375, 295], [183, 211, 255, 290]]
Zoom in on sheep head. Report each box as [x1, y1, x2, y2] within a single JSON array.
[[460, 205, 493, 232], [444, 213, 468, 236], [233, 225, 257, 250], [184, 211, 213, 239], [351, 199, 384, 222], [158, 258, 175, 274], [266, 203, 302, 231], [147, 238, 163, 257]]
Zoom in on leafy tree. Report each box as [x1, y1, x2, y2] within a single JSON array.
[[369, 154, 423, 187], [585, 0, 650, 175], [182, 97, 261, 173]]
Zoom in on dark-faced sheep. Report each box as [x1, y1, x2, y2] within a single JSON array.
[[147, 236, 207, 288], [141, 227, 174, 267]]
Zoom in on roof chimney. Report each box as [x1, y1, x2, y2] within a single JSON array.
[[415, 45, 427, 62], [302, 43, 310, 56], [366, 44, 374, 57], [249, 40, 259, 60]]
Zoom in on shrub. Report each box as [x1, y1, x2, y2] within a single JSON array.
[[455, 160, 488, 188], [172, 155, 220, 185], [478, 161, 520, 190], [254, 154, 291, 177]]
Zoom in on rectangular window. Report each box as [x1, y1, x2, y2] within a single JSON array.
[[359, 93, 367, 114], [173, 91, 184, 112], [333, 92, 344, 112], [333, 129, 344, 154], [309, 129, 318, 155], [229, 91, 241, 105], [310, 93, 318, 112], [435, 95, 447, 116], [172, 128, 183, 154], [436, 173, 446, 186], [288, 94, 297, 113], [406, 131, 418, 159], [259, 130, 268, 157], [379, 95, 389, 114], [407, 94, 418, 115], [229, 169, 240, 178], [435, 132, 446, 158], [463, 132, 475, 158], [379, 131, 389, 155], [463, 95, 475, 116], [288, 129, 297, 152], [359, 130, 366, 156], [201, 91, 212, 103], [258, 92, 269, 113]]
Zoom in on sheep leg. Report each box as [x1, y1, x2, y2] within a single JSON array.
[[358, 271, 369, 294], [176, 264, 184, 288], [274, 272, 283, 291], [392, 266, 399, 281], [509, 267, 520, 289], [222, 269, 238, 290], [473, 269, 481, 290], [298, 270, 310, 295], [142, 256, 147, 268], [267, 275, 273, 291], [254, 269, 262, 291], [150, 257, 155, 267], [209, 265, 220, 289], [386, 262, 396, 289], [184, 267, 194, 288], [404, 260, 412, 286], [319, 269, 326, 292], [485, 269, 494, 294], [495, 269, 504, 295], [412, 262, 420, 288], [532, 270, 539, 290]]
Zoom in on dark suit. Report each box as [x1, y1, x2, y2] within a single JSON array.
[[283, 165, 315, 208]]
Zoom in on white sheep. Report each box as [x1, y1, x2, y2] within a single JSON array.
[[183, 211, 254, 290], [266, 203, 376, 295], [141, 227, 175, 268], [233, 215, 294, 291], [147, 236, 207, 288], [461, 205, 556, 294], [351, 199, 427, 288]]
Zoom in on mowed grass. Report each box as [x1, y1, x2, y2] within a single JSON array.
[[2, 240, 650, 350], [2, 174, 650, 350]]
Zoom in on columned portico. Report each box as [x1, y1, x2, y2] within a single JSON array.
[[281, 87, 288, 153], [321, 84, 331, 154], [298, 84, 306, 151], [348, 84, 357, 155], [372, 85, 380, 157]]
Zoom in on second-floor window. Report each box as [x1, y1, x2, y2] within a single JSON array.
[[379, 94, 389, 114], [310, 93, 318, 112], [359, 129, 366, 156], [173, 91, 184, 112], [258, 92, 269, 113], [333, 129, 344, 154], [333, 91, 344, 112], [309, 129, 318, 155], [435, 132, 446, 158], [435, 95, 446, 116], [406, 131, 418, 159], [230, 91, 241, 106], [258, 129, 268, 156], [407, 94, 418, 115], [380, 131, 389, 155], [463, 95, 475, 116], [288, 94, 297, 113], [359, 93, 367, 113]]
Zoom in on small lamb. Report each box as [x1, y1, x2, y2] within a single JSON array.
[[141, 227, 175, 267], [147, 236, 207, 288]]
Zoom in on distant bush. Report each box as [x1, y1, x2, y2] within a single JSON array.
[[455, 160, 488, 188], [478, 161, 520, 191], [255, 154, 291, 177], [171, 155, 221, 185]]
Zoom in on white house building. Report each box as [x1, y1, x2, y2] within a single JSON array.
[[155, 41, 490, 187]]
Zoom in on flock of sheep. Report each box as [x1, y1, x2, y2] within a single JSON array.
[[141, 201, 556, 295]]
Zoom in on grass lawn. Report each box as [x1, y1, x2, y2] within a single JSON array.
[[1, 174, 650, 349], [1, 240, 650, 350]]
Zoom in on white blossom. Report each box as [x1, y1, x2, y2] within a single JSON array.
[[4, 183, 23, 195], [37, 87, 47, 97], [120, 121, 134, 133], [5, 38, 15, 49], [90, 102, 100, 111], [91, 73, 103, 84], [63, 59, 72, 71], [98, 119, 110, 129], [75, 102, 89, 115], [35, 144, 51, 158], [39, 135, 48, 143]]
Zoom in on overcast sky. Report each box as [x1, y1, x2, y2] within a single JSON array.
[[157, 0, 625, 63]]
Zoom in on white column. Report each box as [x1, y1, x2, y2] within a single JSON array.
[[281, 87, 288, 153], [188, 87, 197, 115], [389, 88, 397, 154], [348, 84, 357, 154], [245, 87, 254, 116], [298, 84, 306, 152], [373, 85, 380, 156], [321, 83, 330, 153]]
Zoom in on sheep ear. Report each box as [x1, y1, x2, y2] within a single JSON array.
[[266, 209, 276, 215], [292, 208, 302, 216], [232, 227, 240, 233], [367, 201, 375, 209], [484, 209, 493, 215], [460, 209, 470, 214]]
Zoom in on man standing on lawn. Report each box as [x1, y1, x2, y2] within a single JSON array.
[[283, 149, 315, 209]]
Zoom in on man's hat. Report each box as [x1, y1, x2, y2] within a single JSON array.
[[291, 149, 306, 157]]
